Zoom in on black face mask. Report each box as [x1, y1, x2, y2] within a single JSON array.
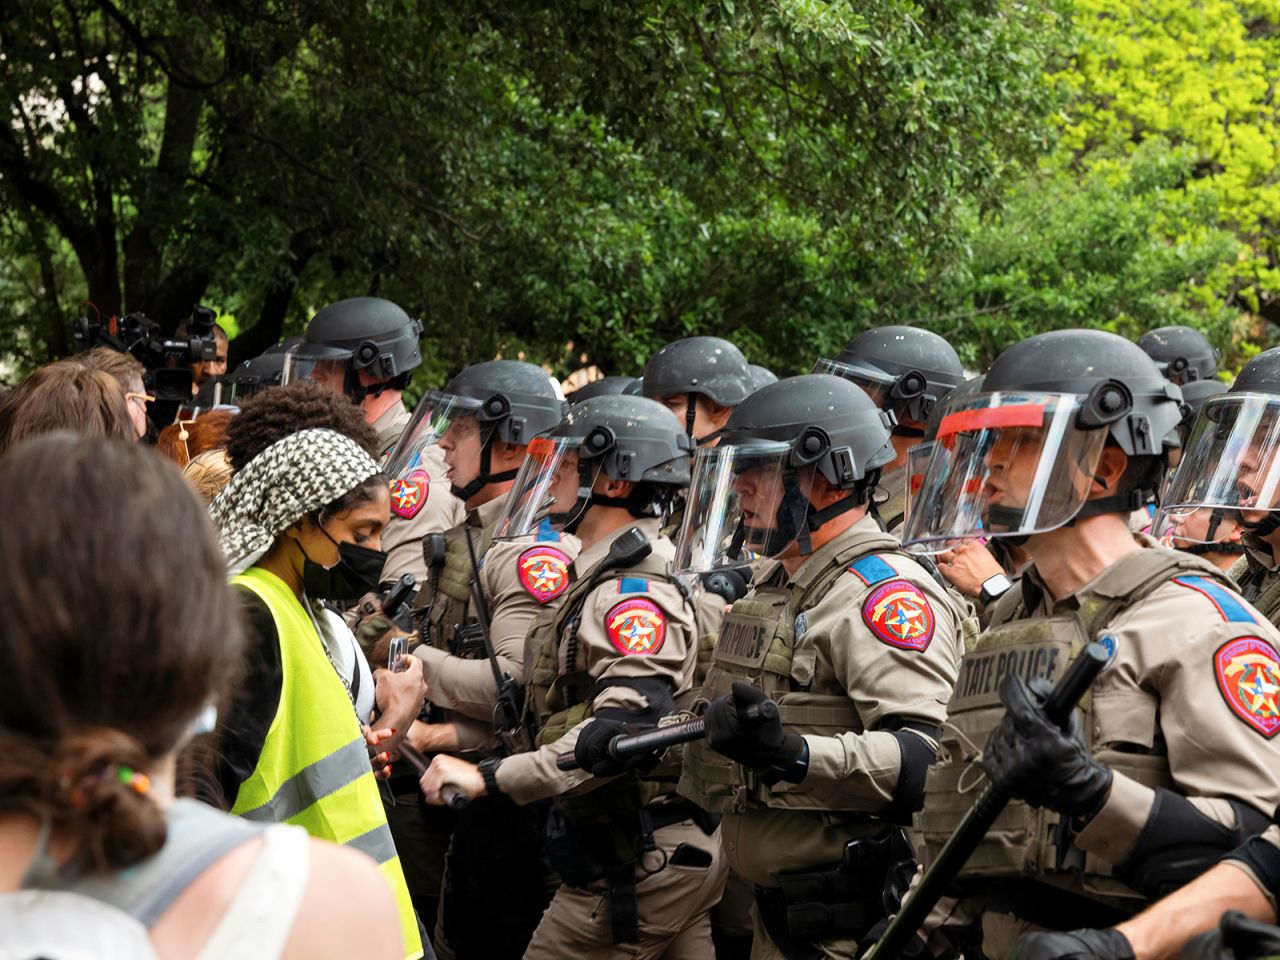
[[301, 526, 386, 601]]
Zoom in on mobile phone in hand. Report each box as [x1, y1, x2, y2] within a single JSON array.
[[388, 636, 407, 673]]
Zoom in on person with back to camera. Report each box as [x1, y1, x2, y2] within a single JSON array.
[[209, 426, 427, 959], [0, 432, 402, 959], [0, 360, 135, 455]]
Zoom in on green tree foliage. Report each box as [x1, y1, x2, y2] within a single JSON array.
[[0, 0, 1069, 381], [946, 0, 1279, 369]]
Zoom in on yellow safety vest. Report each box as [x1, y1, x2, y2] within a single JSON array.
[[230, 567, 423, 960]]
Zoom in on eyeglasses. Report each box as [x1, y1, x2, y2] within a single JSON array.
[[125, 391, 156, 407]]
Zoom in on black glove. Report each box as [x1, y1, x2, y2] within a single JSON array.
[[1011, 929, 1134, 960], [705, 681, 806, 784], [1182, 911, 1280, 960], [983, 672, 1113, 818], [573, 719, 660, 776]]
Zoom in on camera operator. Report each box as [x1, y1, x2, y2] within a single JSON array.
[[177, 318, 229, 396]]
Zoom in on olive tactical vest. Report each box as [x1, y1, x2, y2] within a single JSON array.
[[678, 526, 921, 815], [522, 542, 691, 825], [1232, 554, 1280, 628], [917, 547, 1238, 904], [412, 520, 494, 657]]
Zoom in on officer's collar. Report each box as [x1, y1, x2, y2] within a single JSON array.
[[373, 399, 412, 456], [467, 489, 510, 531], [574, 515, 663, 573], [788, 512, 883, 585], [1241, 531, 1280, 572]]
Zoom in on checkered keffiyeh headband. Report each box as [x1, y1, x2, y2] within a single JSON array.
[[209, 428, 381, 572]]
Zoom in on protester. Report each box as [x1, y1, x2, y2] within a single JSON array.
[[154, 409, 234, 468], [182, 448, 235, 505], [0, 432, 403, 959], [80, 346, 151, 440], [0, 361, 134, 455], [208, 427, 426, 959], [225, 380, 379, 472]]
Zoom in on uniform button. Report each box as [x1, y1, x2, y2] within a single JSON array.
[[727, 841, 736, 851]]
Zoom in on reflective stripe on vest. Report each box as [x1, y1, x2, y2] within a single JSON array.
[[231, 568, 423, 960]]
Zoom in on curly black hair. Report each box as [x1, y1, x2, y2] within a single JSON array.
[[225, 381, 381, 473]]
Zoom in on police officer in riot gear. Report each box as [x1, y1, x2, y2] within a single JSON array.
[[1154, 348, 1280, 617], [815, 325, 965, 532], [641, 336, 753, 448], [382, 359, 573, 960], [1137, 325, 1219, 386], [285, 296, 466, 583], [902, 330, 1280, 959], [667, 374, 966, 958], [419, 395, 726, 958]]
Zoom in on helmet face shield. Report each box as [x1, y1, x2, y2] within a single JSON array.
[[674, 441, 818, 573], [280, 345, 354, 395], [812, 357, 891, 407], [384, 391, 486, 480], [1154, 394, 1280, 541], [903, 440, 975, 554], [493, 436, 602, 539], [901, 391, 1109, 547]]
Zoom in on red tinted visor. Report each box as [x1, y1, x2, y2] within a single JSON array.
[[937, 403, 1048, 440]]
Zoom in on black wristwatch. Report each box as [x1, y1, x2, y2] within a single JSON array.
[[477, 757, 503, 796], [979, 573, 1014, 607]]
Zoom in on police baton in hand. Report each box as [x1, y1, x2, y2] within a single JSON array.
[[399, 742, 469, 810], [555, 697, 780, 771], [867, 643, 1110, 960]]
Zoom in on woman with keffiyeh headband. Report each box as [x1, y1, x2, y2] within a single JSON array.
[[209, 428, 427, 960]]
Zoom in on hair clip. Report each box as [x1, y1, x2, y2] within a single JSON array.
[[115, 766, 152, 796]]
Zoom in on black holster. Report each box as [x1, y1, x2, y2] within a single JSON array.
[[755, 827, 914, 959]]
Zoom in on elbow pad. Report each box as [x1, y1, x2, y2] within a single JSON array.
[[881, 718, 939, 822], [1119, 789, 1270, 898], [1224, 834, 1280, 902]]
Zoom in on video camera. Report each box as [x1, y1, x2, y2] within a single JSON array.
[[73, 305, 223, 426]]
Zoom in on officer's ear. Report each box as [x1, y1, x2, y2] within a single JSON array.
[[703, 397, 734, 430], [803, 471, 847, 509], [490, 439, 526, 472], [1086, 445, 1129, 500], [596, 475, 633, 498]]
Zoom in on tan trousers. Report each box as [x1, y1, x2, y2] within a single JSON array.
[[524, 819, 728, 959]]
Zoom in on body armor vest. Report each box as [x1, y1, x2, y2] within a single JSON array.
[[414, 521, 494, 657], [917, 547, 1237, 905], [1233, 554, 1280, 628], [678, 527, 917, 815]]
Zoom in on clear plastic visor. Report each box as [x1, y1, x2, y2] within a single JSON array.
[[384, 391, 485, 478], [493, 436, 603, 539], [1154, 394, 1280, 542], [900, 391, 1108, 547], [902, 440, 975, 555], [280, 345, 354, 393], [674, 440, 818, 573], [812, 357, 890, 406], [211, 379, 257, 407]]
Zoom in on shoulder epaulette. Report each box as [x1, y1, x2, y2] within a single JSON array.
[[1171, 575, 1258, 625], [847, 555, 898, 587]]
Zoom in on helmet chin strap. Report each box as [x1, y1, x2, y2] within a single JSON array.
[[450, 438, 519, 502], [1242, 512, 1280, 538]]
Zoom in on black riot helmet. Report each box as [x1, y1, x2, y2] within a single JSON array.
[[283, 297, 423, 404], [495, 395, 693, 537], [569, 375, 641, 405], [675, 375, 896, 568], [1137, 325, 1218, 386], [385, 359, 568, 503], [641, 336, 752, 445], [903, 329, 1183, 548], [814, 325, 964, 432]]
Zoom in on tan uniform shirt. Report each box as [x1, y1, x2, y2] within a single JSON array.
[[497, 518, 696, 806], [721, 515, 965, 885], [374, 401, 466, 585], [995, 554, 1280, 866], [413, 494, 580, 726]]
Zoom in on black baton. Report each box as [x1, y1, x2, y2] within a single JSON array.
[[400, 742, 469, 810], [867, 642, 1111, 960], [555, 698, 780, 771]]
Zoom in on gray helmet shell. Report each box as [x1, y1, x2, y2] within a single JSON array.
[[569, 376, 641, 405], [1137, 326, 1218, 384], [444, 360, 567, 445], [721, 374, 895, 488], [984, 329, 1183, 457], [1230, 347, 1280, 396], [825, 325, 964, 423], [747, 364, 778, 391], [548, 395, 693, 486], [301, 297, 423, 380], [641, 337, 752, 406]]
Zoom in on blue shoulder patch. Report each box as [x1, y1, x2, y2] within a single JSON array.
[[1171, 576, 1258, 625], [847, 555, 897, 586], [618, 577, 649, 595], [535, 517, 558, 542]]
